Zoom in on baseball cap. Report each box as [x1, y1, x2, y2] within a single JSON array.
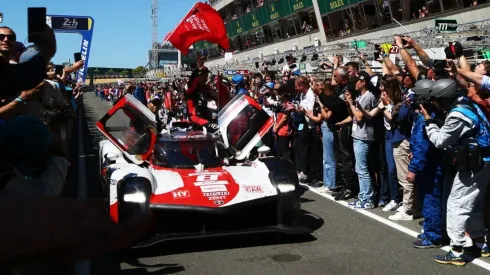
[[358, 71, 371, 82], [18, 46, 40, 64], [150, 94, 162, 102], [263, 82, 274, 89]]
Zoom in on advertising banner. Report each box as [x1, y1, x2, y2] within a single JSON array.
[[46, 15, 95, 84], [288, 0, 313, 13], [317, 0, 366, 14]]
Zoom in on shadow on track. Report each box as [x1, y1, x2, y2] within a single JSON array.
[[118, 262, 185, 275], [112, 210, 323, 274], [121, 209, 323, 259]]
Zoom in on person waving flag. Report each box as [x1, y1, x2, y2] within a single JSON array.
[[164, 2, 229, 55]]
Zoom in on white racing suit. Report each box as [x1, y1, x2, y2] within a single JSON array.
[[425, 108, 490, 247]]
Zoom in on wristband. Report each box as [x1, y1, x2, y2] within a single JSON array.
[[15, 97, 27, 104], [425, 119, 436, 126]]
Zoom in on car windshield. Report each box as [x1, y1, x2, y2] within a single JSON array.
[[153, 139, 221, 168]]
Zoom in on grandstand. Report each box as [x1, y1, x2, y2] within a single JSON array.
[[181, 0, 490, 76], [146, 42, 182, 78]]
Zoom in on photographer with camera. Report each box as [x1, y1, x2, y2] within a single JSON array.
[[407, 80, 446, 249], [419, 79, 490, 265]]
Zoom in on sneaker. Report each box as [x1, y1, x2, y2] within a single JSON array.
[[355, 200, 375, 209], [317, 186, 335, 193], [434, 250, 466, 266], [482, 245, 490, 258], [309, 181, 323, 188], [382, 200, 399, 212], [378, 200, 389, 207], [329, 186, 343, 193], [413, 239, 442, 249], [297, 172, 308, 182], [397, 205, 404, 213], [417, 233, 426, 240], [388, 211, 413, 221], [348, 200, 360, 207], [334, 188, 356, 201], [321, 187, 339, 194]]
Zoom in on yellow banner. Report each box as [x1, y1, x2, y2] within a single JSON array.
[[381, 43, 392, 54]]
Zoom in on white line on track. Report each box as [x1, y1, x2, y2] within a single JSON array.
[[305, 185, 490, 271]]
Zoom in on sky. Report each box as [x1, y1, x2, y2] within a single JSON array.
[[1, 0, 196, 68]]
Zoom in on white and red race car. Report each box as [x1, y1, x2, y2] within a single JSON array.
[[96, 93, 309, 248]]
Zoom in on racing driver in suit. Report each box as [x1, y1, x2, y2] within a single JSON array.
[[185, 65, 219, 133]]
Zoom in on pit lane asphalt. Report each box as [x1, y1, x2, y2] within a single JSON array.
[[81, 93, 490, 275]]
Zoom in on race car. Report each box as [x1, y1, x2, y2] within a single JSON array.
[[96, 93, 310, 248]]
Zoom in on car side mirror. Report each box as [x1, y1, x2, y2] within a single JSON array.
[[105, 152, 119, 164], [257, 146, 270, 158]]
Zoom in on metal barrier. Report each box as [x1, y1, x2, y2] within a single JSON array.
[[74, 94, 91, 275]]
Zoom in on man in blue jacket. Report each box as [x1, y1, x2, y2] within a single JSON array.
[[134, 82, 147, 105], [407, 80, 445, 248]]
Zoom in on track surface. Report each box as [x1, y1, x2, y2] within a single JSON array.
[[81, 93, 490, 275]]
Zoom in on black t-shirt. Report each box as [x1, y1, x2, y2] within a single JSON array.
[[319, 93, 349, 125], [313, 101, 321, 117]]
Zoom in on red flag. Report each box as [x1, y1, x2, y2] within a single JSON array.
[[165, 2, 230, 55]]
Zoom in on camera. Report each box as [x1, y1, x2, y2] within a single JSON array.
[[271, 101, 283, 113], [394, 35, 409, 46], [410, 93, 431, 111]]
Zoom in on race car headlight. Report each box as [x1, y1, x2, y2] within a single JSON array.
[[277, 183, 296, 193], [123, 192, 147, 203], [117, 177, 152, 222]]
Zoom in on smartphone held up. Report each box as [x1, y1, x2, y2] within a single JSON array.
[[27, 7, 47, 43]]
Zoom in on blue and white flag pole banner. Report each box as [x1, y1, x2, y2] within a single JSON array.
[[46, 15, 95, 84]]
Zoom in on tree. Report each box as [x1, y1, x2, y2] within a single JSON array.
[[133, 66, 148, 76]]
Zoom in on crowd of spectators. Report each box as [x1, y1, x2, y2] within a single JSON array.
[[0, 16, 151, 272], [166, 36, 490, 266], [112, 32, 490, 266]]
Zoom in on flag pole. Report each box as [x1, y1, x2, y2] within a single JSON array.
[[162, 1, 199, 44]]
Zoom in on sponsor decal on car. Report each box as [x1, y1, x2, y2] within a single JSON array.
[[243, 185, 264, 193], [172, 189, 190, 199], [200, 185, 228, 192], [203, 192, 229, 197], [193, 174, 228, 186], [214, 200, 225, 205], [208, 196, 227, 200], [173, 134, 207, 139], [188, 171, 222, 176], [194, 181, 229, 186]]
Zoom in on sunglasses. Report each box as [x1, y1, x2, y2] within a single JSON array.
[[0, 34, 16, 41]]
